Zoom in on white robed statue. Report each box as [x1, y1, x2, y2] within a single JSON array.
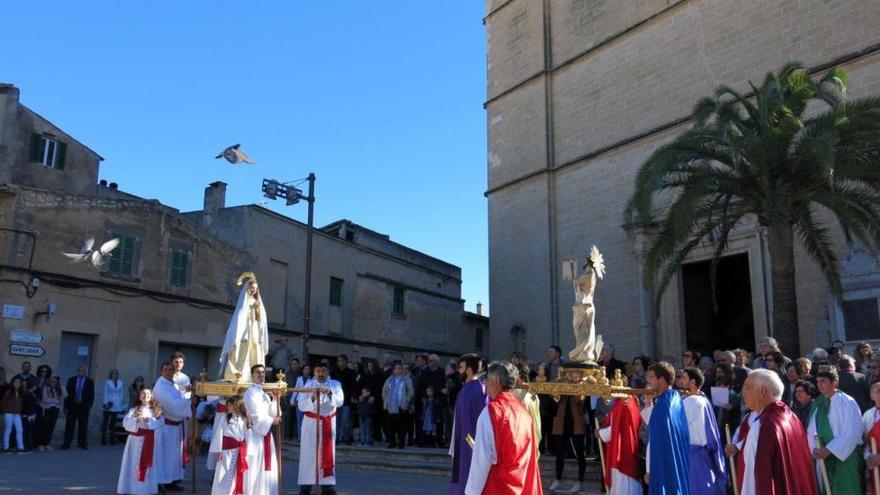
[[219, 272, 268, 383], [564, 246, 606, 364]]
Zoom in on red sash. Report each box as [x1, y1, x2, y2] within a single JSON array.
[[305, 411, 337, 477], [164, 418, 189, 467], [129, 428, 155, 482], [869, 414, 880, 495], [262, 431, 273, 471], [733, 413, 752, 494], [222, 436, 249, 495], [602, 397, 641, 486]]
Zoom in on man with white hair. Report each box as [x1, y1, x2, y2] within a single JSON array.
[[837, 354, 871, 412], [465, 361, 540, 495], [717, 351, 748, 389], [752, 337, 788, 369], [807, 366, 863, 494], [725, 369, 816, 494], [810, 348, 831, 377]]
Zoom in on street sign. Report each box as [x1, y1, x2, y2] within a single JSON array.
[[10, 329, 43, 344], [3, 304, 24, 319], [10, 343, 45, 357]]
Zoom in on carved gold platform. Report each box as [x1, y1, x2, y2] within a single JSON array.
[[194, 370, 318, 398], [518, 366, 650, 400]]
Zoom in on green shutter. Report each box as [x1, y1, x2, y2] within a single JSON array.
[[108, 234, 134, 276], [29, 134, 42, 162], [330, 277, 343, 306], [170, 250, 189, 287], [120, 237, 133, 275], [55, 141, 66, 170]]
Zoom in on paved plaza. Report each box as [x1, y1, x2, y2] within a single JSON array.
[[0, 443, 605, 494], [0, 445, 450, 495]]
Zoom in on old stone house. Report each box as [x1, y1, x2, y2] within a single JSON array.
[[0, 83, 487, 435]]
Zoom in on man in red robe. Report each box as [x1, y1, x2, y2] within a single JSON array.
[[597, 396, 642, 494], [465, 361, 540, 495], [862, 382, 880, 495], [725, 369, 817, 495]]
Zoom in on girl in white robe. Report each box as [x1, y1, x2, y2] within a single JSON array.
[[210, 396, 250, 495], [117, 388, 163, 495]]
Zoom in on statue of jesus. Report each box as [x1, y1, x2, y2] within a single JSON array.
[[219, 272, 269, 383], [564, 246, 605, 364]]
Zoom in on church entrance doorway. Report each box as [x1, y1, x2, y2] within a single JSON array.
[[682, 253, 755, 355]]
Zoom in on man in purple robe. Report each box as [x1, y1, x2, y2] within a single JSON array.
[[449, 353, 487, 495], [678, 367, 727, 494]]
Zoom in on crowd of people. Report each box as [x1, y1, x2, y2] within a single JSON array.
[[271, 349, 467, 451], [6, 335, 880, 494], [0, 360, 141, 453]]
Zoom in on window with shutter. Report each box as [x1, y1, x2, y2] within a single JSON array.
[[330, 277, 343, 306], [393, 286, 405, 315], [30, 134, 64, 169], [169, 249, 189, 288], [107, 234, 135, 276]]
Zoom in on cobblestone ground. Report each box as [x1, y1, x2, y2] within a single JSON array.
[[0, 445, 449, 495]]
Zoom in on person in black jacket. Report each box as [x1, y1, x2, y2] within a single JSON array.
[[417, 354, 446, 446], [597, 343, 627, 380], [838, 354, 871, 412], [61, 365, 94, 450], [334, 354, 358, 445]]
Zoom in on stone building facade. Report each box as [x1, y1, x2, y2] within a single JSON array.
[[484, 0, 880, 361], [0, 83, 487, 433]]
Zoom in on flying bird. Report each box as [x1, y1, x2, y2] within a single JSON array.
[[62, 237, 120, 266], [215, 144, 256, 164]]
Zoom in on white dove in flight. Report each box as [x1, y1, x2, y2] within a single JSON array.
[[215, 144, 256, 164], [62, 238, 120, 266]]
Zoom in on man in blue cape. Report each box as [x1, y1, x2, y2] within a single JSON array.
[[449, 353, 487, 495], [641, 361, 691, 495]]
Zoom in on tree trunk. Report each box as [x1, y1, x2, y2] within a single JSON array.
[[767, 222, 801, 356]]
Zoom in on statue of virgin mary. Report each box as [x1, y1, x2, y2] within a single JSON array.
[[219, 272, 268, 383]]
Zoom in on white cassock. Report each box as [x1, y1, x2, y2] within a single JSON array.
[[807, 391, 863, 481], [862, 407, 880, 459], [464, 406, 494, 495], [117, 407, 161, 495], [153, 376, 192, 484], [209, 415, 249, 495], [297, 378, 344, 486], [640, 404, 653, 473], [244, 384, 279, 495], [683, 394, 709, 446], [736, 411, 761, 495], [201, 397, 225, 471], [598, 422, 643, 495], [173, 371, 192, 400]]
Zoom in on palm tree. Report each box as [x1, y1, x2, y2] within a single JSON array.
[[624, 62, 880, 356]]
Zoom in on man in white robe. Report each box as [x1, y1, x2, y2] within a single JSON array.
[[597, 397, 642, 495], [297, 364, 344, 495], [243, 364, 280, 495], [678, 367, 726, 494], [153, 361, 193, 491], [808, 366, 864, 494], [171, 351, 192, 399]]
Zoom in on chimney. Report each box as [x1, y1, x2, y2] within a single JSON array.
[[476, 301, 483, 316], [202, 181, 227, 226]]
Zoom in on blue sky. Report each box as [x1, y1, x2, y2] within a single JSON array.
[[4, 2, 489, 313]]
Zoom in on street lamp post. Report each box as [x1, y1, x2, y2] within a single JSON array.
[[261, 173, 316, 365]]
